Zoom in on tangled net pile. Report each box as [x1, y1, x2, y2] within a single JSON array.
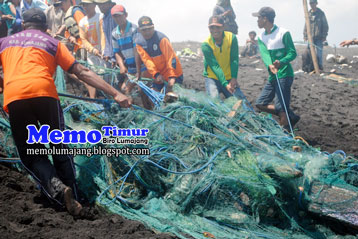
[[1, 67, 358, 239]]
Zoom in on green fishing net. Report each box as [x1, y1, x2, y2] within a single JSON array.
[[0, 69, 357, 239]]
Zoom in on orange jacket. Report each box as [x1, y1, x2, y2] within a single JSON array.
[[135, 31, 182, 81]]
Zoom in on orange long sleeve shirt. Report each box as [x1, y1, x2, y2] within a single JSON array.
[[135, 31, 182, 81]]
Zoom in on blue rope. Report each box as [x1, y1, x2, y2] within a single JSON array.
[[98, 146, 228, 206], [132, 105, 240, 146], [59, 81, 163, 110], [137, 81, 164, 108], [0, 119, 11, 129], [154, 152, 189, 169], [275, 74, 294, 136], [144, 146, 228, 175], [57, 93, 241, 146], [233, 87, 255, 112], [253, 135, 291, 139], [132, 105, 192, 128], [0, 105, 11, 129], [58, 93, 114, 109], [332, 150, 347, 159], [0, 158, 21, 163]]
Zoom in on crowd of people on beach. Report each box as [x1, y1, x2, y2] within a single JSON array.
[[0, 0, 356, 217]]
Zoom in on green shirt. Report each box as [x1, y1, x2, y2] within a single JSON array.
[[258, 25, 297, 82]]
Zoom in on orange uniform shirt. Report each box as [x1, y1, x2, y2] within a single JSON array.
[[135, 31, 182, 81], [0, 30, 76, 112]]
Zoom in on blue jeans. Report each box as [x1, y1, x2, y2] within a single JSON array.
[[255, 76, 294, 115], [205, 77, 232, 99]]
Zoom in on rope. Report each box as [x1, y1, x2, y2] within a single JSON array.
[[0, 119, 11, 129], [57, 92, 241, 146], [1, 106, 9, 120], [332, 150, 347, 159], [125, 74, 165, 108], [275, 74, 294, 136], [58, 92, 114, 109], [294, 136, 309, 146], [98, 145, 228, 206], [144, 145, 228, 175], [132, 105, 240, 146], [0, 158, 21, 163], [233, 87, 255, 112], [136, 81, 164, 108]]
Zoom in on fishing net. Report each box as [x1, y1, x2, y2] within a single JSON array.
[[0, 107, 16, 158], [1, 65, 357, 239], [324, 74, 358, 86]]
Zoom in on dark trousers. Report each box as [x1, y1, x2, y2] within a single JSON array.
[[255, 76, 294, 115], [8, 97, 77, 203]]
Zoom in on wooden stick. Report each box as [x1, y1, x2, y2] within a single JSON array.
[[303, 0, 320, 75]]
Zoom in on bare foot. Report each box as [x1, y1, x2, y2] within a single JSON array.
[[63, 187, 83, 216]]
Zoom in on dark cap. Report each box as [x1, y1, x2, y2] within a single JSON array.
[[23, 8, 46, 24], [252, 7, 276, 21], [208, 15, 224, 27], [309, 0, 317, 3], [138, 16, 154, 29]]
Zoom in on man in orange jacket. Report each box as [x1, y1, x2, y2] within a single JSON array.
[[135, 16, 183, 99]]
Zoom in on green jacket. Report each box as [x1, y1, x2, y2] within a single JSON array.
[[258, 25, 297, 82]]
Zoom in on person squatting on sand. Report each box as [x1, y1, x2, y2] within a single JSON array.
[[111, 4, 147, 95], [134, 16, 183, 108], [241, 30, 259, 58], [0, 8, 132, 216], [201, 15, 239, 99], [303, 0, 328, 71], [252, 7, 300, 131]]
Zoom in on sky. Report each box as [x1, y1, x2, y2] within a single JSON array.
[[115, 0, 358, 47]]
